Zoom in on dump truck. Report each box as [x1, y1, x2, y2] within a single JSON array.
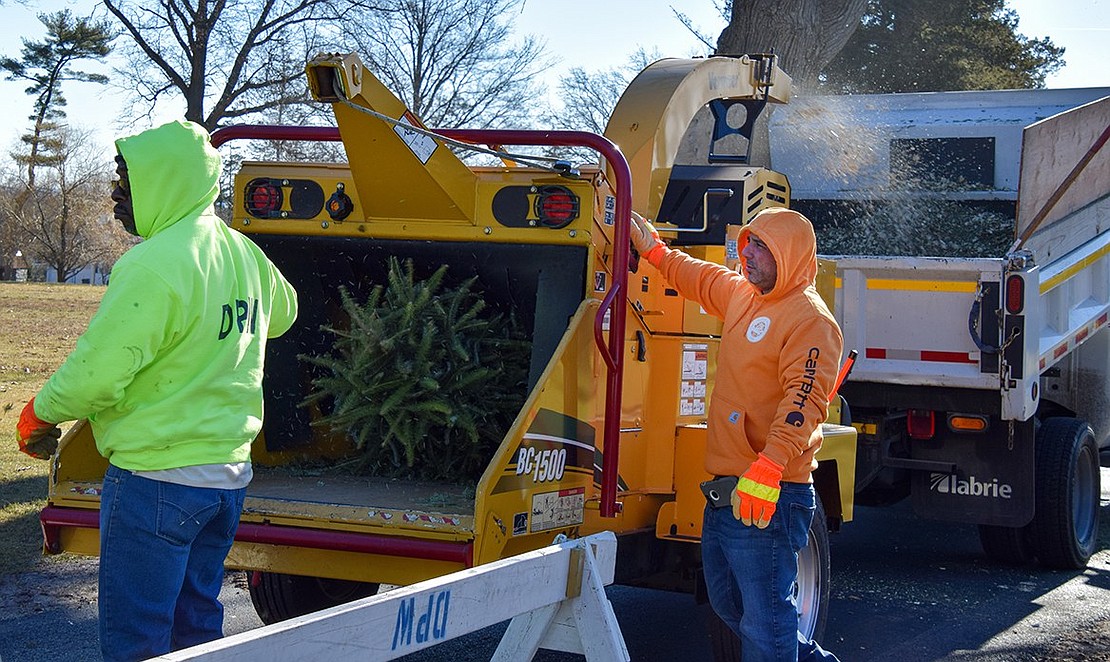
[[830, 94, 1110, 569], [39, 52, 858, 657]]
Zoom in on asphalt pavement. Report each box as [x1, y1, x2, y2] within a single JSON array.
[[2, 467, 1108, 661]]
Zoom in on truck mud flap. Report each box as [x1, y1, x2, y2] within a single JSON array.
[[910, 422, 1034, 527]]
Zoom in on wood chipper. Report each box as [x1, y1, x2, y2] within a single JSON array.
[[40, 51, 857, 657]]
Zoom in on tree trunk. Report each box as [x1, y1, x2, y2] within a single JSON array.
[[715, 0, 868, 92]]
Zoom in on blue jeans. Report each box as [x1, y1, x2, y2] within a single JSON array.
[[702, 482, 839, 662], [99, 464, 245, 662]]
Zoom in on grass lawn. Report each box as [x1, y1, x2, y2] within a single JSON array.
[[0, 282, 104, 575]]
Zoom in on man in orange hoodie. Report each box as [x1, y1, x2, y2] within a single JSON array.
[[632, 207, 842, 661]]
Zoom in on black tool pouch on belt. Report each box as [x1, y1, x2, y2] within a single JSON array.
[[700, 476, 738, 509]]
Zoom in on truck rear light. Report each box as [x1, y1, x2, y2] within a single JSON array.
[[246, 178, 283, 217], [1005, 274, 1024, 314], [534, 185, 579, 228], [947, 413, 989, 433], [907, 409, 935, 440]]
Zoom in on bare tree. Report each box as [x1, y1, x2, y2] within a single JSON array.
[[4, 126, 131, 283], [350, 0, 547, 129], [102, 0, 357, 131], [539, 49, 660, 164], [545, 49, 660, 135]]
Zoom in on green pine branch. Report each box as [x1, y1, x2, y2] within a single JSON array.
[[300, 257, 531, 481]]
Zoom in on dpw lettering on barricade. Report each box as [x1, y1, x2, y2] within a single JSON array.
[[391, 590, 451, 651], [218, 298, 259, 339]]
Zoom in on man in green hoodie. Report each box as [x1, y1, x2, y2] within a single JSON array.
[[14, 120, 298, 661]]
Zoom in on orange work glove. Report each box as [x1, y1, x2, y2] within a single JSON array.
[[15, 397, 60, 460], [731, 454, 785, 528], [630, 212, 666, 268]]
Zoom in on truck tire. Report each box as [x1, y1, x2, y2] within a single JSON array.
[[1030, 417, 1101, 569], [977, 523, 1035, 565], [707, 494, 831, 661], [248, 571, 380, 624]]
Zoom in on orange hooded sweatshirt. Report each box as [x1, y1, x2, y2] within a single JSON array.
[[650, 208, 843, 483]]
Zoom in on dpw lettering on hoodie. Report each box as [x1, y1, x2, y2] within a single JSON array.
[[219, 298, 260, 339]]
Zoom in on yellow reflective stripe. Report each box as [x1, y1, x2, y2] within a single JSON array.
[[736, 477, 780, 503], [1041, 241, 1110, 294], [865, 278, 976, 293]]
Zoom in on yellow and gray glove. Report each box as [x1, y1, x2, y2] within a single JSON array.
[[731, 454, 785, 528], [630, 212, 666, 268]]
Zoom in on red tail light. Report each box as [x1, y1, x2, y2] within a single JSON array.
[[534, 185, 579, 228], [245, 178, 283, 218], [1005, 274, 1025, 314], [907, 409, 935, 440]]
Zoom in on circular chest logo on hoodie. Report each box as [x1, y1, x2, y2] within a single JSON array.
[[747, 316, 771, 342]]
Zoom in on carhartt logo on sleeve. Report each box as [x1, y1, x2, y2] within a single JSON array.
[[785, 347, 821, 425], [746, 316, 771, 342]]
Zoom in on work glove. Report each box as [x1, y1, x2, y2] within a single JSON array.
[[630, 212, 666, 268], [731, 453, 785, 528], [15, 397, 60, 460]]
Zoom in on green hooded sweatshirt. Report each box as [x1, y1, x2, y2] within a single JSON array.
[[35, 120, 298, 471]]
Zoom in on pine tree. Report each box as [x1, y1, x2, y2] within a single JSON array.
[[1, 10, 114, 194], [819, 0, 1064, 93], [301, 258, 532, 481]]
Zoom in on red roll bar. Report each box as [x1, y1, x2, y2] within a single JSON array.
[[211, 125, 631, 518]]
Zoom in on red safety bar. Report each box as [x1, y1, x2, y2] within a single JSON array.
[[40, 505, 473, 565], [211, 125, 631, 518]]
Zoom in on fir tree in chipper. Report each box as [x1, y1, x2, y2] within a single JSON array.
[[301, 257, 531, 481]]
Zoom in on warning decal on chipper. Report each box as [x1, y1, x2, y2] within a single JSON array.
[[530, 487, 585, 533], [394, 113, 437, 164], [680, 343, 709, 416]]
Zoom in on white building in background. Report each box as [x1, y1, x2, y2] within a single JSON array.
[[12, 250, 29, 282], [45, 263, 110, 285]]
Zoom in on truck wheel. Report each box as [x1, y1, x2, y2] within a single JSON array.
[[1030, 417, 1101, 569], [707, 495, 831, 661], [977, 523, 1035, 565], [248, 571, 380, 624]]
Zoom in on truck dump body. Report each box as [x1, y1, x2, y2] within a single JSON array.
[[834, 255, 1003, 391], [817, 92, 1108, 568], [831, 94, 1110, 433]]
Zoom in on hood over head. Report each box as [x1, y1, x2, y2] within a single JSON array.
[[114, 120, 221, 239], [736, 207, 818, 299]]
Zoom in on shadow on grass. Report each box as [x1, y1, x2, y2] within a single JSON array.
[[0, 473, 50, 575]]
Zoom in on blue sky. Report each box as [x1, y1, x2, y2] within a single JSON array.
[[0, 0, 1105, 156]]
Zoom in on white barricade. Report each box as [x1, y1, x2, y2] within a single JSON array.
[[153, 531, 628, 661]]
